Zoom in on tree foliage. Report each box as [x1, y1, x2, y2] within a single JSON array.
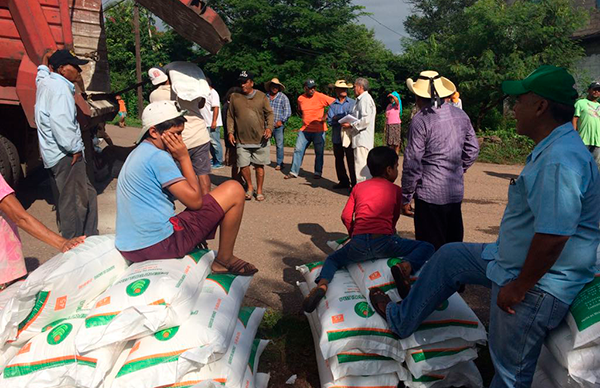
[[401, 0, 588, 130]]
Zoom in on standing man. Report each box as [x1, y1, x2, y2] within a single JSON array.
[[201, 77, 224, 169], [371, 65, 599, 388], [284, 79, 335, 180], [35, 49, 98, 238], [227, 71, 274, 202], [341, 77, 376, 183], [265, 78, 291, 171], [148, 67, 170, 102], [573, 81, 600, 169], [401, 71, 479, 250], [327, 80, 356, 189]]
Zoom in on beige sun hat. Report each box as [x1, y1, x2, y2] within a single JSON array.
[[264, 78, 286, 91], [406, 70, 456, 99], [334, 79, 353, 88]]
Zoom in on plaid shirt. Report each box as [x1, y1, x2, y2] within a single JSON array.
[[267, 92, 291, 125]]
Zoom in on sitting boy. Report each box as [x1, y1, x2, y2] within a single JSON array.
[[115, 101, 257, 275], [303, 146, 434, 312]]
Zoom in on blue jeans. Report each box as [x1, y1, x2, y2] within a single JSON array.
[[316, 234, 435, 283], [289, 131, 325, 176], [386, 242, 570, 388], [273, 125, 285, 166], [209, 127, 223, 165]]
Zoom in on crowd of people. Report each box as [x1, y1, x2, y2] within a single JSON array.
[[1, 47, 600, 388]]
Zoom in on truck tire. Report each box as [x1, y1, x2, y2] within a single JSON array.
[[0, 135, 21, 187]]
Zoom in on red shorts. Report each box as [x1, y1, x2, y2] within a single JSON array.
[[121, 194, 224, 263]]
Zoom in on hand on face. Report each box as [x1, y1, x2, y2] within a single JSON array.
[[161, 130, 188, 161]]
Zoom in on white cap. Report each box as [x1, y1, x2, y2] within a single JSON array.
[[136, 101, 186, 144], [148, 67, 168, 85]]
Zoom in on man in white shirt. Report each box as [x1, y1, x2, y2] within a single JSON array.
[[342, 77, 376, 182], [201, 77, 224, 169]]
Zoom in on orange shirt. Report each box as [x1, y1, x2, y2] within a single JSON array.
[[298, 91, 335, 132], [118, 100, 126, 112]]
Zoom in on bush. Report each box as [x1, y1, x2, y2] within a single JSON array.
[[477, 125, 534, 165]]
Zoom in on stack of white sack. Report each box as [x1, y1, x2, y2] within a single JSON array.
[[109, 274, 257, 388], [532, 346, 600, 388], [299, 281, 405, 387], [536, 272, 600, 388], [75, 248, 214, 353], [346, 257, 486, 386], [0, 235, 129, 347]]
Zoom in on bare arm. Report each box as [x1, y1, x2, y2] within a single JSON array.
[[572, 116, 579, 131], [211, 106, 220, 129], [163, 132, 203, 210], [0, 194, 85, 252]]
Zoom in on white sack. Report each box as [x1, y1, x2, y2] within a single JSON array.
[[566, 273, 600, 349], [0, 343, 20, 375], [76, 249, 214, 353], [348, 258, 408, 303], [405, 338, 479, 378], [403, 361, 483, 388], [165, 62, 210, 101]]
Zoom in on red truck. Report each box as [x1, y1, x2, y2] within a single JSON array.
[[0, 0, 230, 186]]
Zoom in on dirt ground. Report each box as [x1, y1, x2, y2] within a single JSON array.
[[18, 124, 524, 386]]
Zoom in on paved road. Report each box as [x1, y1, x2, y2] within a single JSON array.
[[19, 124, 522, 321]]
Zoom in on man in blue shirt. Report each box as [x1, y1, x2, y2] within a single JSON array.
[[370, 66, 600, 388], [327, 80, 356, 189], [35, 50, 98, 239], [265, 78, 291, 170]]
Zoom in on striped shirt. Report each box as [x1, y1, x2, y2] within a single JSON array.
[[267, 92, 291, 125], [401, 103, 479, 205]]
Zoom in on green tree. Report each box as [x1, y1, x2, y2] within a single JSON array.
[[401, 0, 587, 130], [404, 0, 478, 41]]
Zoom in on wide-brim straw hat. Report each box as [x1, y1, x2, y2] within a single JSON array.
[[264, 78, 285, 91], [334, 80, 353, 89], [406, 70, 456, 99]]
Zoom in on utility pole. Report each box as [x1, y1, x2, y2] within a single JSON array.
[[133, 3, 143, 119]]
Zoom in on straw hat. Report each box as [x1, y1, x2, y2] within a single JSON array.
[[334, 80, 353, 89], [406, 71, 456, 99], [264, 78, 286, 91]]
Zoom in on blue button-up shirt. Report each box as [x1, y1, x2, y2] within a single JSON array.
[[34, 65, 84, 168], [327, 97, 355, 145], [482, 123, 600, 304], [267, 92, 291, 127]]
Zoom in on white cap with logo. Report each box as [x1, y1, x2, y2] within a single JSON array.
[[148, 67, 168, 85], [136, 101, 186, 144]]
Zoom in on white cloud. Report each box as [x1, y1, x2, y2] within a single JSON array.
[[353, 0, 412, 54]]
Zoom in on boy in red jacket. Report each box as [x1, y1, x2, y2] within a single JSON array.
[[303, 146, 434, 312]]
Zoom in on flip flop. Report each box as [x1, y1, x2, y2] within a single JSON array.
[[391, 263, 412, 299], [302, 286, 326, 313], [369, 287, 391, 320], [284, 174, 297, 179], [245, 190, 254, 200], [212, 257, 258, 276], [255, 193, 266, 202]]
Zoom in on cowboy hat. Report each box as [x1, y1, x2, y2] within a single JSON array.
[[265, 78, 286, 91], [406, 71, 456, 99], [334, 80, 353, 89]]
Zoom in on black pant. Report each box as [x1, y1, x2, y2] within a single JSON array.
[[414, 198, 463, 251], [333, 143, 356, 187], [49, 155, 99, 239]]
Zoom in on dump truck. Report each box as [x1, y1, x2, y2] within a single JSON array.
[[0, 0, 231, 186]]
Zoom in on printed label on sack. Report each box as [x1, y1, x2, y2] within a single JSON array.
[[96, 296, 111, 308], [126, 279, 150, 297], [387, 258, 403, 268], [332, 314, 345, 324], [55, 295, 67, 311], [369, 271, 382, 280], [17, 343, 31, 355], [154, 326, 179, 341], [354, 302, 375, 318], [570, 275, 600, 331], [47, 323, 73, 345]]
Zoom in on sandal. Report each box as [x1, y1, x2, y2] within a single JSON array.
[[255, 193, 265, 202], [302, 286, 326, 313], [391, 263, 412, 299], [369, 287, 391, 320], [284, 174, 297, 179], [245, 190, 254, 200], [212, 257, 258, 276]]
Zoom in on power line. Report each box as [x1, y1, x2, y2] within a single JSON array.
[[103, 0, 127, 13], [364, 14, 407, 38]]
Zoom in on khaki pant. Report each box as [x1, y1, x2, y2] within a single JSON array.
[[354, 146, 372, 183]]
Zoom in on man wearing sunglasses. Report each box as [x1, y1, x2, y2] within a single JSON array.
[[34, 49, 98, 239]]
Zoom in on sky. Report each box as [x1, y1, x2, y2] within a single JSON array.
[[102, 0, 412, 53]]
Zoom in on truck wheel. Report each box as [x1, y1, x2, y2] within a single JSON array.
[[0, 135, 21, 187]]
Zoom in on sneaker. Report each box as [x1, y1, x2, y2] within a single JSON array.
[[303, 286, 326, 313]]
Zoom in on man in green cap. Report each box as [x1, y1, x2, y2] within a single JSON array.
[[573, 81, 600, 169], [369, 65, 600, 388]]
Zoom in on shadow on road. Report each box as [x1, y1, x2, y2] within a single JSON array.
[[298, 223, 347, 255]]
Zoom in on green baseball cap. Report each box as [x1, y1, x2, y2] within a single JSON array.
[[502, 65, 578, 105]]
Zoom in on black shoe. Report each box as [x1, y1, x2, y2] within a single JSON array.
[[302, 287, 326, 313], [333, 182, 350, 189], [391, 264, 412, 299]]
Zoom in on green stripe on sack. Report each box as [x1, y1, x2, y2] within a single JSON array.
[[305, 261, 324, 272], [247, 339, 260, 372], [238, 306, 256, 328], [327, 329, 398, 342], [187, 248, 211, 263], [415, 321, 479, 332], [4, 357, 96, 378], [413, 374, 444, 382], [411, 347, 471, 363], [369, 283, 396, 293], [18, 291, 50, 331], [569, 275, 600, 332], [336, 353, 393, 364], [116, 354, 180, 377], [85, 313, 119, 328]]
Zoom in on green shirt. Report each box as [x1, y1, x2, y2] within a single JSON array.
[[575, 98, 600, 147]]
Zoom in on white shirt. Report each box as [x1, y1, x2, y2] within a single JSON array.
[[350, 91, 376, 149], [200, 88, 223, 128]]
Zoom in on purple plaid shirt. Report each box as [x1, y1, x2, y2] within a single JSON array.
[[401, 103, 479, 205]]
